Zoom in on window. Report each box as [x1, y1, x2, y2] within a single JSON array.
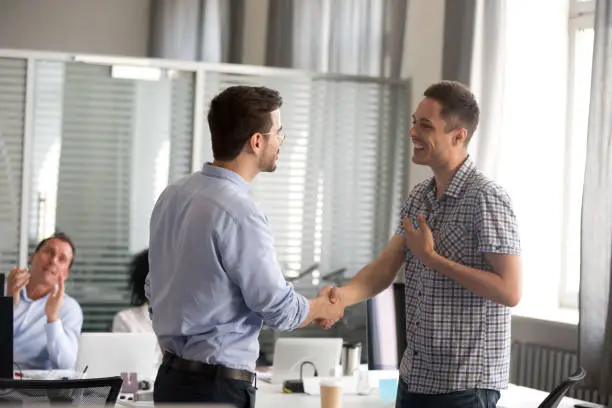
[[4, 53, 409, 332], [0, 58, 26, 275], [559, 0, 595, 309], [199, 72, 409, 295], [489, 0, 594, 321], [29, 61, 196, 331]]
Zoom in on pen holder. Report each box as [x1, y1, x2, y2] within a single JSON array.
[[120, 372, 139, 394]]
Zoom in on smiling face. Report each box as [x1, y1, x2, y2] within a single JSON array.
[[29, 238, 73, 288], [410, 97, 468, 168]]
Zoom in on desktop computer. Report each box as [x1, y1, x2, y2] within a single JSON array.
[[0, 273, 13, 379]]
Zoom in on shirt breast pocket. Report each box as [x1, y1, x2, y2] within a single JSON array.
[[434, 222, 468, 263]]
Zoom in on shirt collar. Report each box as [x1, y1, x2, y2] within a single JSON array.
[[202, 163, 251, 193], [426, 156, 476, 200], [19, 287, 50, 303], [445, 156, 475, 198]]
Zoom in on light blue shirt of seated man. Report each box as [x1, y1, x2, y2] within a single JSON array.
[[8, 233, 83, 370], [146, 163, 310, 372]]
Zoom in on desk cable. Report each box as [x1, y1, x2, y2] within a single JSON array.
[[299, 361, 318, 380]]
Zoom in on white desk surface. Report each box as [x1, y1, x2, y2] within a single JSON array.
[[254, 382, 601, 408], [255, 382, 392, 407], [120, 382, 602, 408]]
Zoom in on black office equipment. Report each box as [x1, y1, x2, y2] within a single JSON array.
[[0, 377, 123, 407], [537, 367, 586, 408], [0, 295, 13, 379], [366, 282, 406, 370]]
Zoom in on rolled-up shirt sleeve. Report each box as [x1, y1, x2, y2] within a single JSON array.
[[474, 186, 521, 255], [221, 212, 309, 331]]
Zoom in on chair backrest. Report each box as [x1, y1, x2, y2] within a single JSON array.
[[537, 367, 587, 408], [0, 376, 123, 407]]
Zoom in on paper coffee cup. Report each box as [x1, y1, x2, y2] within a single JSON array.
[[319, 379, 342, 408]]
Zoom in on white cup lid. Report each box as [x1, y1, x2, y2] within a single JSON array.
[[319, 378, 343, 388]]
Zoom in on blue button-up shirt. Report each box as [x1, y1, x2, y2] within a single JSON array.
[[13, 289, 83, 370], [146, 164, 309, 371]]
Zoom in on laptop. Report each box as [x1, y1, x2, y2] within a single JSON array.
[[268, 337, 343, 384], [75, 332, 159, 383]]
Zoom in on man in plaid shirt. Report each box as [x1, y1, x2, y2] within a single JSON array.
[[320, 81, 522, 408]]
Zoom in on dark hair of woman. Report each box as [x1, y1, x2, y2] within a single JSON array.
[[129, 249, 149, 307]]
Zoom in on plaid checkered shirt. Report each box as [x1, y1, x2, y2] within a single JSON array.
[[396, 157, 521, 394]]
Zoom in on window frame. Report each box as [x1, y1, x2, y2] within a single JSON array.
[[559, 0, 595, 310]]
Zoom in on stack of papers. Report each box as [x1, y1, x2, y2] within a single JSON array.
[[18, 369, 80, 380]]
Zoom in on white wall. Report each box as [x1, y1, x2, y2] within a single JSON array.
[[0, 0, 151, 57]]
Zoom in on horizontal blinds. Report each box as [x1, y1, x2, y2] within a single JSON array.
[[0, 58, 26, 274], [29, 61, 65, 244], [201, 73, 409, 294], [29, 62, 196, 331], [55, 63, 135, 331], [202, 73, 320, 294], [169, 74, 194, 181], [6, 54, 407, 331]]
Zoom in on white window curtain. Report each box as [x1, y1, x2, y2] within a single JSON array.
[[266, 0, 410, 79], [447, 0, 573, 319], [579, 0, 612, 396]]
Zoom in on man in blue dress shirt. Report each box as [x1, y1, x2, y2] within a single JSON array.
[[7, 232, 83, 370], [146, 85, 344, 408]]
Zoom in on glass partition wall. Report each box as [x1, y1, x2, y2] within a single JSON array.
[[0, 51, 410, 335], [0, 58, 27, 278], [29, 60, 195, 330]]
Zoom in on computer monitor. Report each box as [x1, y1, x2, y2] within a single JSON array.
[[75, 332, 158, 382], [366, 282, 406, 370], [270, 337, 343, 384], [0, 294, 13, 379]]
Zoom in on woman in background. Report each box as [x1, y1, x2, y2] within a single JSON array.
[[112, 249, 153, 333]]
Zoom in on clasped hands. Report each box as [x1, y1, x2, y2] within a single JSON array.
[[311, 214, 436, 330], [313, 285, 345, 330], [7, 267, 30, 305]]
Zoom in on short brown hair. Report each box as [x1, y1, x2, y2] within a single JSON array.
[[34, 232, 75, 268], [207, 86, 283, 161], [424, 80, 480, 144]]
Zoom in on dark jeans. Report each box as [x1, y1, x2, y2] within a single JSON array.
[[153, 362, 256, 408], [396, 379, 500, 408]]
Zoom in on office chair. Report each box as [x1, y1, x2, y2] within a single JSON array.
[[0, 376, 123, 407], [537, 367, 587, 408]]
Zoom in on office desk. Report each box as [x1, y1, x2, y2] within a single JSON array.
[[255, 382, 391, 407], [254, 382, 602, 408], [118, 383, 603, 408], [499, 384, 602, 408]]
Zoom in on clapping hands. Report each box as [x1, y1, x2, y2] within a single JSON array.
[[44, 276, 65, 323], [7, 267, 30, 305]]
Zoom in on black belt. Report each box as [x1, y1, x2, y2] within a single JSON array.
[[162, 352, 256, 384]]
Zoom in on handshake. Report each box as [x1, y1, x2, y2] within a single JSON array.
[[312, 285, 346, 330]]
